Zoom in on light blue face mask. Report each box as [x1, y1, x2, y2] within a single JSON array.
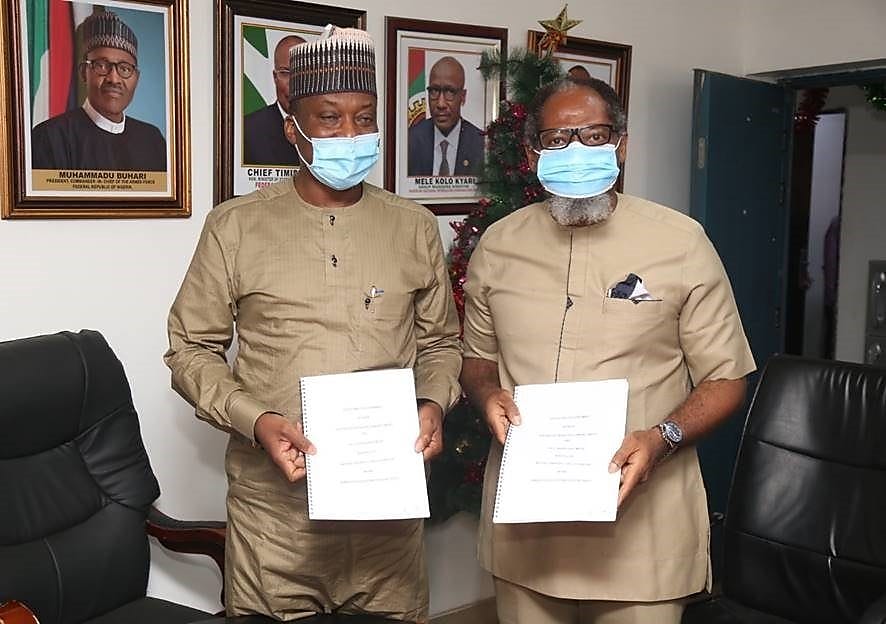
[[292, 118, 380, 191], [535, 138, 622, 199]]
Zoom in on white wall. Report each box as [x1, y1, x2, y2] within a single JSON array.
[[739, 0, 886, 75], [825, 86, 886, 363], [8, 0, 881, 617]]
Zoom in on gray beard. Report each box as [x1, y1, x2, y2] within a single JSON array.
[[548, 191, 616, 226]]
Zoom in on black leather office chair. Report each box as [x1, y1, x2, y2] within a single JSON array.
[[0, 330, 415, 624], [683, 355, 886, 624], [0, 330, 221, 624]]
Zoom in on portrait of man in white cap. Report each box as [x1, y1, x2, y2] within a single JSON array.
[[31, 9, 167, 172], [166, 24, 460, 622]]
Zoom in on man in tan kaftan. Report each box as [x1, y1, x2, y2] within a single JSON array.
[[460, 76, 755, 623], [165, 26, 460, 622]]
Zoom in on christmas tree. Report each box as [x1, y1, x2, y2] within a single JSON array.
[[427, 48, 564, 522]]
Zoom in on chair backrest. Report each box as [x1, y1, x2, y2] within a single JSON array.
[[0, 330, 160, 624], [723, 354, 886, 624]]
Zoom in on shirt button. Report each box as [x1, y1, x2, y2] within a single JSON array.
[[329, 215, 335, 225], [331, 255, 338, 267]]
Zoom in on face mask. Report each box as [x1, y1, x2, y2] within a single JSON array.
[[292, 118, 380, 191], [535, 138, 622, 199]]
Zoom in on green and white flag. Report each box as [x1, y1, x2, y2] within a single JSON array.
[[241, 25, 276, 116]]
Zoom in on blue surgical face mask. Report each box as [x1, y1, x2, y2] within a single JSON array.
[[292, 117, 380, 191], [535, 138, 622, 199]]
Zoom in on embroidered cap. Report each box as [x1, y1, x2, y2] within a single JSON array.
[[83, 10, 138, 60], [289, 24, 376, 101]]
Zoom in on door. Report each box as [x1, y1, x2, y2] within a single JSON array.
[[690, 69, 791, 554]]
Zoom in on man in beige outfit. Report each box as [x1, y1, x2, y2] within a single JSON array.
[[461, 76, 755, 623], [165, 26, 461, 622]]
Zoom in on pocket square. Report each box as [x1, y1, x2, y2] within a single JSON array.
[[607, 273, 662, 303]]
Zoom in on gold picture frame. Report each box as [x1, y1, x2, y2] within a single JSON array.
[[0, 0, 191, 219]]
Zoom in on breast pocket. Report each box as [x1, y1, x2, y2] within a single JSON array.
[[597, 297, 675, 359], [359, 291, 416, 364], [601, 297, 665, 324]]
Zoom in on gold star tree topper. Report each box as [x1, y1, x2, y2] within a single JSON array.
[[537, 5, 582, 55]]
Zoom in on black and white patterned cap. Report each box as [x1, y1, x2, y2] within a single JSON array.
[[83, 11, 138, 60], [289, 25, 376, 101]]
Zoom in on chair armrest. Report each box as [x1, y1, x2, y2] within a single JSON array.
[[146, 506, 227, 576], [0, 600, 39, 624], [860, 594, 886, 624]]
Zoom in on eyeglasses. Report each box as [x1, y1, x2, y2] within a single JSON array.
[[538, 124, 615, 149], [84, 58, 138, 79], [274, 68, 291, 77], [426, 86, 462, 102]]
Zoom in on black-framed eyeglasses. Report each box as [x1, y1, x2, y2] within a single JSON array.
[[538, 124, 615, 149], [83, 58, 138, 79], [426, 86, 462, 102]]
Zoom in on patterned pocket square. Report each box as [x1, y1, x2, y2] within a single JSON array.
[[607, 273, 662, 303]]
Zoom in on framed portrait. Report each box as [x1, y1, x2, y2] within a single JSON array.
[[215, 0, 366, 203], [385, 17, 506, 216], [0, 0, 190, 219]]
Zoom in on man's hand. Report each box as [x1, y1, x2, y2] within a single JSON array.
[[415, 400, 444, 460], [483, 389, 521, 446], [608, 428, 668, 507], [254, 412, 316, 482]]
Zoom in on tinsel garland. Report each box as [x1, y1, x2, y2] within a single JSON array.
[[862, 83, 886, 112]]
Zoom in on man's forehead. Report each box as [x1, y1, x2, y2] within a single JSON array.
[[301, 92, 377, 109], [429, 62, 463, 83], [541, 88, 610, 123], [275, 37, 304, 61], [86, 46, 136, 64]]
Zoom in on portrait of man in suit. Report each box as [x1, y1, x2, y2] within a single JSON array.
[[30, 9, 167, 172], [407, 56, 484, 177], [242, 34, 306, 166]]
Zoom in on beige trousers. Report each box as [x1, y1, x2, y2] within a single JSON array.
[[494, 577, 685, 624]]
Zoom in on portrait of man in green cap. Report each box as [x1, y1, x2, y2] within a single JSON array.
[[31, 9, 167, 172]]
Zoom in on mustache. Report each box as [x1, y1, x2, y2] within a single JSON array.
[[100, 84, 126, 95]]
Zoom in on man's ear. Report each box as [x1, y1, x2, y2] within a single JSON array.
[[616, 133, 628, 164], [79, 63, 87, 83], [283, 116, 298, 147], [523, 143, 540, 172]]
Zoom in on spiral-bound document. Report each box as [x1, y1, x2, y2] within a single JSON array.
[[300, 368, 429, 520], [493, 379, 629, 524]]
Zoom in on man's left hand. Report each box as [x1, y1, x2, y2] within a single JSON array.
[[609, 428, 669, 507], [415, 400, 444, 460]]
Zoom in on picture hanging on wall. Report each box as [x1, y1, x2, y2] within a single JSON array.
[[214, 0, 366, 203], [0, 0, 191, 219], [385, 16, 507, 216]]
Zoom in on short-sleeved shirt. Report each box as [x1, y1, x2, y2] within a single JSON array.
[[463, 194, 755, 601]]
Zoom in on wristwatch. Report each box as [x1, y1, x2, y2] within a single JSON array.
[[657, 420, 683, 457]]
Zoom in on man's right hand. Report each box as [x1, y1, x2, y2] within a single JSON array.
[[483, 389, 521, 446], [254, 412, 316, 482]]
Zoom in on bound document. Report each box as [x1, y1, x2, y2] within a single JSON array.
[[493, 379, 629, 523], [300, 368, 429, 520]]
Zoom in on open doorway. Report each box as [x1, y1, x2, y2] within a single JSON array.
[[786, 109, 846, 360], [783, 79, 886, 362], [690, 65, 886, 580]]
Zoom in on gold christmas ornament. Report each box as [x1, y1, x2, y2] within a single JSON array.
[[537, 4, 582, 56]]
